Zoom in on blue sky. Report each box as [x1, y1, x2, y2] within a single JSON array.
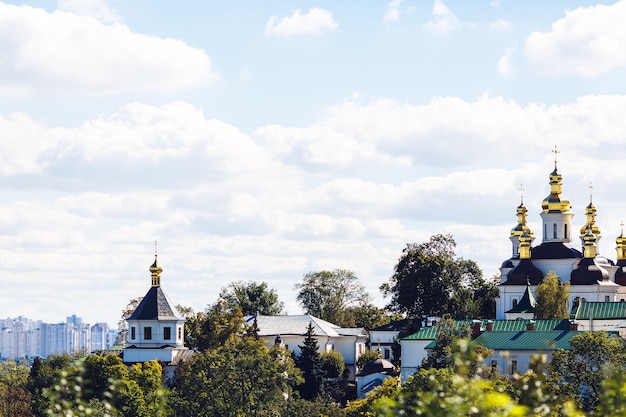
[[1, 0, 626, 326]]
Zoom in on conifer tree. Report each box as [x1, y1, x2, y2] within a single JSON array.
[[296, 322, 325, 400]]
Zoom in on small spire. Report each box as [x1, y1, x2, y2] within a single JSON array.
[[150, 241, 162, 287], [519, 184, 524, 205], [552, 145, 559, 168]]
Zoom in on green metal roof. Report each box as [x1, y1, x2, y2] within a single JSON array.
[[402, 321, 470, 340], [403, 319, 571, 340], [574, 301, 626, 320], [472, 330, 577, 351]]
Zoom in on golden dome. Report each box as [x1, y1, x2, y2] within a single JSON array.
[[150, 255, 162, 287], [617, 221, 626, 261], [541, 165, 572, 213]]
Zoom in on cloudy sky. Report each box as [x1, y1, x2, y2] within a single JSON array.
[[2, 0, 626, 327]]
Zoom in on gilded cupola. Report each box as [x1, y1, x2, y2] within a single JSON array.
[[541, 164, 572, 214]]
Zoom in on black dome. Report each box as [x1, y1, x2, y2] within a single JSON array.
[[502, 259, 543, 285], [531, 242, 582, 259], [570, 258, 609, 285], [360, 358, 396, 376], [614, 260, 626, 286]]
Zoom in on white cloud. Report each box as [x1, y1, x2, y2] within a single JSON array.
[[524, 1, 626, 77], [383, 0, 404, 23], [497, 47, 515, 77], [264, 8, 338, 37], [57, 0, 120, 24], [0, 3, 217, 96], [4, 94, 626, 324], [489, 18, 512, 32], [424, 0, 462, 33]]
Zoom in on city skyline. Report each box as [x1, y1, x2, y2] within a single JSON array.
[[1, 0, 626, 326]]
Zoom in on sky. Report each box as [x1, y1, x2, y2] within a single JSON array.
[[2, 0, 626, 327]]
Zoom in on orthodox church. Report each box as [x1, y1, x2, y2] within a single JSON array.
[[496, 154, 626, 320], [123, 254, 191, 376]]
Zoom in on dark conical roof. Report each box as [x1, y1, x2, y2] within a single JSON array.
[[128, 286, 183, 321], [570, 257, 609, 285], [502, 259, 543, 285], [505, 285, 536, 314]]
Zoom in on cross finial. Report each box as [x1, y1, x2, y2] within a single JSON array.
[[589, 182, 593, 203], [154, 240, 158, 257], [552, 145, 559, 166], [519, 184, 524, 204], [621, 220, 624, 234]]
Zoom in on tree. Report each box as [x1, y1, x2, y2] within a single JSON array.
[[219, 280, 285, 316], [421, 318, 472, 371], [547, 331, 626, 411], [115, 297, 143, 346], [296, 322, 325, 400], [295, 269, 370, 326], [340, 304, 397, 330], [534, 271, 570, 319], [320, 350, 345, 379], [171, 336, 301, 417], [381, 234, 493, 319], [197, 299, 246, 352]]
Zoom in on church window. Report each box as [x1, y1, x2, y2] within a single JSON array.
[[144, 327, 152, 340], [511, 360, 518, 375], [544, 224, 547, 239], [512, 299, 518, 308], [164, 326, 171, 340], [178, 326, 182, 340], [130, 327, 136, 340], [553, 223, 557, 239], [605, 296, 610, 302], [564, 224, 568, 238]]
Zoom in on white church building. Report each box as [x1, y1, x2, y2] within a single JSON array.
[[497, 155, 626, 319], [123, 255, 191, 376]]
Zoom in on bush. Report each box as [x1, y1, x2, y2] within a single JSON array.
[[320, 350, 345, 378]]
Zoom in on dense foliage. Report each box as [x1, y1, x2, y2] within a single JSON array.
[[534, 271, 570, 319], [218, 280, 285, 316], [381, 234, 497, 319], [295, 269, 371, 326]]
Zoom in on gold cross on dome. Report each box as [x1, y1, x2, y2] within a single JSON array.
[[552, 145, 559, 164]]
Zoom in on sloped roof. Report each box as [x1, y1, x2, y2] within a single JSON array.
[[506, 285, 536, 313], [402, 321, 470, 340], [573, 301, 626, 320], [490, 319, 570, 331], [128, 286, 183, 321], [471, 330, 576, 351], [370, 318, 415, 332], [403, 319, 571, 341], [531, 242, 581, 259], [246, 314, 366, 337]]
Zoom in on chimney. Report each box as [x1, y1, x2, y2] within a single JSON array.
[[569, 321, 579, 331], [526, 320, 535, 331], [471, 320, 482, 338], [485, 320, 493, 331]]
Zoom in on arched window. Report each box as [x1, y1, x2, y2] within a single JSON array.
[[544, 224, 547, 239], [553, 223, 557, 239], [564, 223, 568, 239], [512, 299, 518, 308]]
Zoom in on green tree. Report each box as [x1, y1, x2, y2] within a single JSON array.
[[381, 234, 493, 319], [534, 271, 570, 319], [296, 322, 325, 400], [0, 359, 33, 417], [320, 350, 345, 379], [547, 330, 626, 411], [421, 318, 471, 371], [219, 280, 285, 316], [356, 349, 381, 370], [171, 336, 301, 417], [175, 305, 207, 351], [295, 269, 370, 326], [197, 299, 246, 352], [340, 304, 397, 330], [28, 355, 72, 417], [115, 297, 143, 346]]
